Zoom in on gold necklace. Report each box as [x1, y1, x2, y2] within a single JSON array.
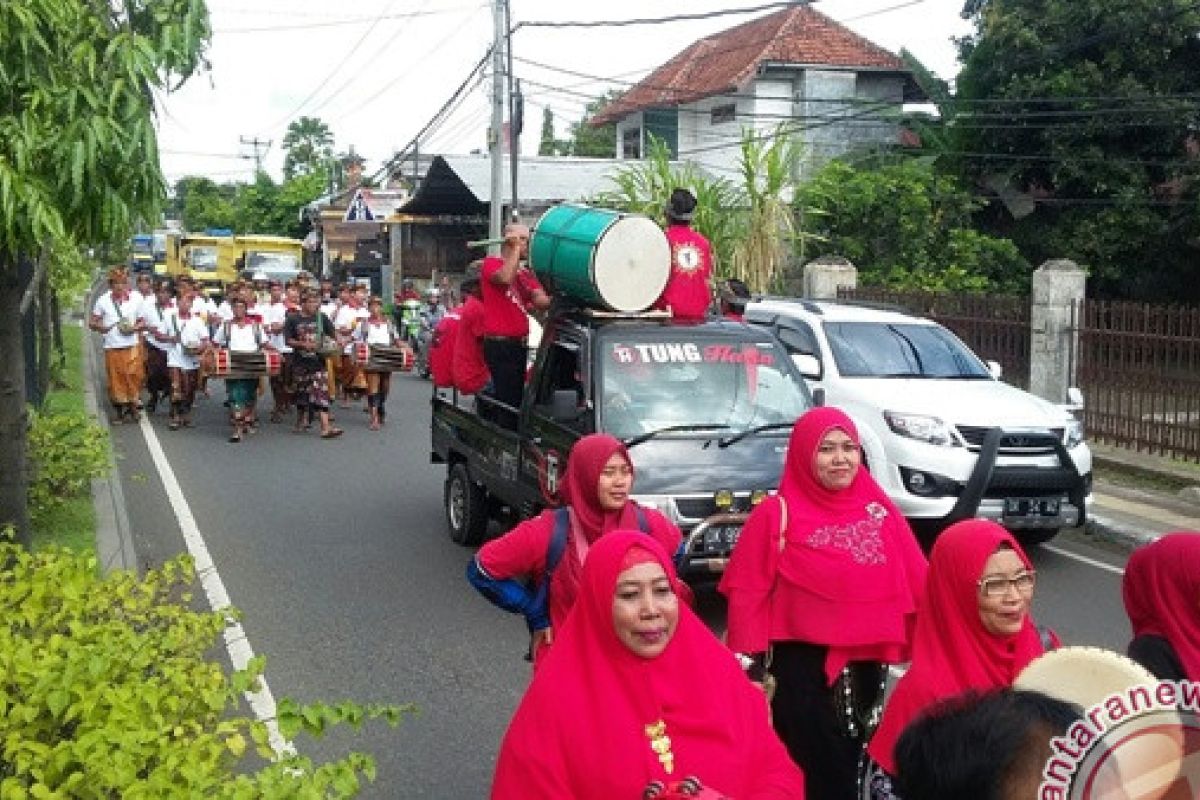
[[644, 719, 675, 775]]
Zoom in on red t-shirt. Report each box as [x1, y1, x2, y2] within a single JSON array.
[[481, 256, 543, 338], [654, 224, 713, 320], [429, 310, 461, 388], [476, 505, 682, 667], [452, 297, 490, 394]]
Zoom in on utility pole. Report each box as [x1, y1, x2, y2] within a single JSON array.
[[240, 136, 272, 176], [488, 0, 506, 245], [504, 0, 520, 223]]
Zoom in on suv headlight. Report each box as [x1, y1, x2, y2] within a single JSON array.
[[883, 411, 960, 447], [1064, 419, 1085, 449]]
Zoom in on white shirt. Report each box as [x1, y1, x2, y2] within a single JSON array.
[[334, 303, 368, 355], [358, 318, 396, 347], [92, 291, 141, 349], [160, 310, 209, 370], [320, 299, 339, 321], [260, 301, 292, 353], [215, 301, 235, 323], [216, 320, 263, 353], [139, 299, 173, 351]]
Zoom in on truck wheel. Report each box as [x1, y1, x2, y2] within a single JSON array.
[[445, 463, 489, 546], [1014, 528, 1059, 548]]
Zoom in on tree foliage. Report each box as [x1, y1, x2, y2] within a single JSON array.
[[0, 0, 212, 543], [538, 107, 565, 156], [283, 116, 335, 181], [567, 91, 622, 158], [0, 544, 412, 796], [175, 172, 325, 238], [955, 0, 1200, 299], [797, 158, 1028, 292]]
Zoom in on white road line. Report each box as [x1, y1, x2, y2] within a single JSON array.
[[1042, 543, 1125, 576], [138, 416, 296, 758]]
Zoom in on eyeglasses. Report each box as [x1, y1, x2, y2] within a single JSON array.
[[978, 570, 1037, 598]]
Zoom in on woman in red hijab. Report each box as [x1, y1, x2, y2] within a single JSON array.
[[474, 433, 682, 666], [1123, 532, 1200, 682], [493, 531, 804, 799], [864, 518, 1050, 798], [719, 407, 927, 800]]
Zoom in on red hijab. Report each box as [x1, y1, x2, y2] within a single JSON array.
[[1123, 532, 1200, 681], [868, 519, 1046, 774], [492, 532, 804, 799], [562, 433, 641, 543], [723, 407, 926, 679]]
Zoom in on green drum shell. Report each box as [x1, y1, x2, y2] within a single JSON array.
[[530, 204, 669, 313]]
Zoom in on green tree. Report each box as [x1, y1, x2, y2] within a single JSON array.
[[176, 176, 238, 232], [0, 0, 211, 546], [955, 0, 1200, 299], [797, 159, 1028, 292], [568, 90, 622, 158], [282, 116, 335, 180], [538, 107, 562, 156]]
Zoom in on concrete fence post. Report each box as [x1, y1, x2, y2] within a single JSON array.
[[1029, 259, 1086, 403], [802, 256, 857, 300]]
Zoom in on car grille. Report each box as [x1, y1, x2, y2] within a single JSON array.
[[956, 425, 1064, 454]]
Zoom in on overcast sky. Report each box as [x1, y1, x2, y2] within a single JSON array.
[[155, 0, 972, 185]]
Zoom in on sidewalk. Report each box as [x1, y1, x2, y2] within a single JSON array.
[[1085, 442, 1200, 550]]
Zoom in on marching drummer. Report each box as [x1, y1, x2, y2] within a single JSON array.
[[481, 223, 551, 419], [356, 296, 407, 431], [214, 296, 272, 443], [262, 280, 293, 424], [654, 187, 714, 321], [157, 291, 209, 431], [285, 289, 343, 439]]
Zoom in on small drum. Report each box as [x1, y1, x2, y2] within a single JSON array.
[[211, 348, 282, 378], [355, 342, 413, 372], [530, 203, 670, 313]]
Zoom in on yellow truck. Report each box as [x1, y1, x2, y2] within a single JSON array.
[[234, 235, 306, 284], [165, 232, 236, 298]]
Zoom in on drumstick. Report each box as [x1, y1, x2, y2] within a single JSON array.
[[465, 237, 507, 249]]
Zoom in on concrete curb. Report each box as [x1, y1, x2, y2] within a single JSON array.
[[1084, 512, 1156, 554], [1090, 448, 1200, 495], [81, 282, 139, 574]]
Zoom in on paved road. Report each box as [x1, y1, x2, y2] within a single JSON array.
[[107, 370, 1134, 798]]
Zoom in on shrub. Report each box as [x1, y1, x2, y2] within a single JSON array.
[[0, 545, 412, 797], [26, 410, 109, 517]]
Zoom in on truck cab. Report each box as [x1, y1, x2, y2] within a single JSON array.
[[431, 308, 813, 580]]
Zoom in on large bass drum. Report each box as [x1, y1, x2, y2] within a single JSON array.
[[530, 204, 670, 313]]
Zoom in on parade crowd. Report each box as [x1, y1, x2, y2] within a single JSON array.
[[94, 190, 1198, 799], [89, 267, 433, 442]]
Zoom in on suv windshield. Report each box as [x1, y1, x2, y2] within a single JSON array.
[[599, 333, 810, 440], [824, 321, 991, 379], [247, 251, 300, 273]]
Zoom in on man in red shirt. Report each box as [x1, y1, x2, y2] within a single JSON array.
[[432, 267, 475, 388], [452, 262, 491, 396], [481, 223, 551, 413], [654, 188, 713, 320]]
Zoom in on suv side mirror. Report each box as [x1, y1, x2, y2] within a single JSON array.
[[791, 353, 821, 379], [550, 389, 578, 423], [986, 360, 1003, 380]]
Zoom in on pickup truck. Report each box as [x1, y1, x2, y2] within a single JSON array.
[[430, 307, 813, 579]]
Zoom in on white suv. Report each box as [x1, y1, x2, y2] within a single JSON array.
[[745, 298, 1092, 545]]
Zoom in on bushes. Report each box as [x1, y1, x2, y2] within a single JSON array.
[[26, 409, 109, 519], [0, 545, 411, 797]]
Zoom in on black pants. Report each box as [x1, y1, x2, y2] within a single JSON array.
[[769, 641, 884, 800], [482, 337, 526, 414]]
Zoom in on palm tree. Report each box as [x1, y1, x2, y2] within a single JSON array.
[[282, 116, 334, 180]]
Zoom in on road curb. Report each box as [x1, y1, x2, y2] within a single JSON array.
[[1090, 448, 1200, 494], [1084, 512, 1156, 554], [81, 285, 139, 575]]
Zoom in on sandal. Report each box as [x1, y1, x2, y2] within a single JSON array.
[[320, 428, 344, 439], [168, 420, 181, 431], [228, 433, 242, 443]]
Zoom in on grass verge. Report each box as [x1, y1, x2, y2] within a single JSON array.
[[31, 322, 98, 553]]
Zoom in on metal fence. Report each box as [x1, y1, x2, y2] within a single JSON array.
[[837, 287, 1031, 389], [1074, 300, 1200, 462]]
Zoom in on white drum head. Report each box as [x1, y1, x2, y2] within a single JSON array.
[[592, 215, 670, 312], [1015, 646, 1158, 709]]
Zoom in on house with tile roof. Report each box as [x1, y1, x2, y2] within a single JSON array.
[[592, 3, 925, 178]]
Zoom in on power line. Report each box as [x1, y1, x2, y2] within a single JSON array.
[[512, 1, 802, 31], [213, 5, 485, 34]]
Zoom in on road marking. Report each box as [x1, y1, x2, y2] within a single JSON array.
[[138, 416, 296, 758], [1042, 543, 1125, 576]]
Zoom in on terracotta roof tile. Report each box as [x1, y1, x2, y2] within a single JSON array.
[[592, 5, 910, 125]]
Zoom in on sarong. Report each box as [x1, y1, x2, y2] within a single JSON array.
[[104, 346, 141, 405]]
